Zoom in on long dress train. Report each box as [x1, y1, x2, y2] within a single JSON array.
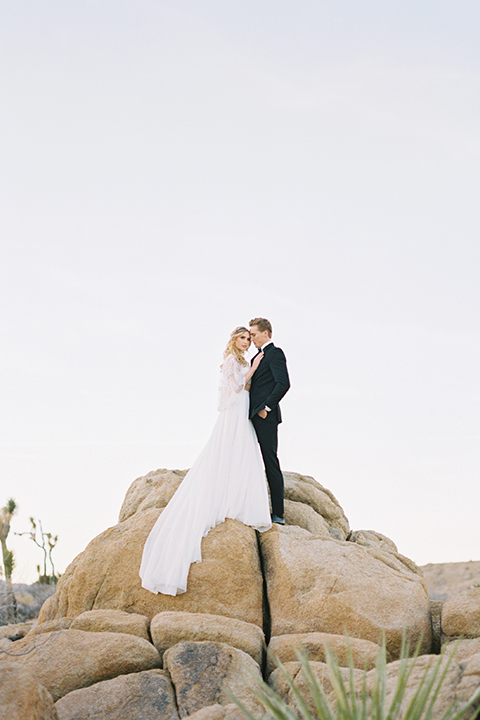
[[139, 353, 272, 596]]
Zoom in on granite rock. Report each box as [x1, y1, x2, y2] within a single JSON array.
[[260, 525, 432, 658], [0, 629, 160, 701], [0, 662, 58, 720], [38, 514, 264, 629], [54, 669, 178, 720], [70, 609, 150, 641], [163, 641, 263, 718], [151, 611, 265, 664]]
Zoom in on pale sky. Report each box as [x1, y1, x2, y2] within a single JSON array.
[[1, 1, 479, 584]]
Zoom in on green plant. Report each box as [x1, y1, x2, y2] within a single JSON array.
[[0, 498, 17, 579], [0, 497, 18, 622], [231, 640, 480, 720], [3, 549, 15, 579]]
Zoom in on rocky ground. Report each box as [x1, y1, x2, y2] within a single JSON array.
[[1, 468, 479, 720], [0, 580, 56, 625], [421, 561, 480, 601]]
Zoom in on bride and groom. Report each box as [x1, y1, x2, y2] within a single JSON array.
[[139, 317, 290, 596]]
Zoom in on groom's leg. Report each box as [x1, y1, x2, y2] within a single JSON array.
[[252, 415, 284, 518]]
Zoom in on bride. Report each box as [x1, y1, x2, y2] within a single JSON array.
[[139, 326, 272, 596]]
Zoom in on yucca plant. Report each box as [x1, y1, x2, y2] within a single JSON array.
[[0, 497, 18, 622], [231, 639, 480, 720]]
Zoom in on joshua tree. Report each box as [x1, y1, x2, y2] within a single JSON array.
[[0, 498, 18, 622], [17, 517, 59, 584]]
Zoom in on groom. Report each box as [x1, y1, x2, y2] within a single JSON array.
[[249, 318, 290, 525]]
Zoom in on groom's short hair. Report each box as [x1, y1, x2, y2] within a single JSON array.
[[249, 317, 272, 337]]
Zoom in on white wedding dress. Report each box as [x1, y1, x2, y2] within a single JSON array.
[[139, 353, 272, 596]]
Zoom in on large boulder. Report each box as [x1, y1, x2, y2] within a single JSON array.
[[0, 629, 160, 701], [54, 669, 178, 720], [358, 654, 480, 719], [444, 638, 480, 663], [151, 611, 265, 665], [442, 589, 480, 638], [260, 525, 431, 658], [284, 499, 332, 538], [70, 609, 150, 641], [119, 469, 187, 522], [267, 632, 381, 675], [0, 662, 58, 720], [442, 640, 480, 705], [119, 468, 349, 538], [269, 660, 364, 716], [38, 513, 264, 628], [283, 472, 350, 539], [163, 641, 264, 718], [348, 530, 422, 576], [454, 653, 480, 705]]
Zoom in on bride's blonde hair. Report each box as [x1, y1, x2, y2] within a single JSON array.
[[223, 326, 250, 366]]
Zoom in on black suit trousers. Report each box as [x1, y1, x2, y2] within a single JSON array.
[[251, 412, 284, 518]]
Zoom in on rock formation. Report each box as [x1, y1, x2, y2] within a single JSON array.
[[272, 653, 480, 720], [442, 588, 480, 638], [54, 669, 177, 720], [1, 468, 479, 719], [1, 629, 160, 701], [0, 662, 58, 720]]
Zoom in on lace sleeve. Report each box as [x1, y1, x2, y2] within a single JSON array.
[[218, 355, 246, 411]]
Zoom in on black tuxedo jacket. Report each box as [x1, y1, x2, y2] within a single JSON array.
[[249, 343, 290, 423]]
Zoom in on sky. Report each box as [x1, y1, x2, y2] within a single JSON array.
[[1, 1, 479, 584]]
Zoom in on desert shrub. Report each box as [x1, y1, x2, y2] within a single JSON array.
[[232, 640, 480, 720]]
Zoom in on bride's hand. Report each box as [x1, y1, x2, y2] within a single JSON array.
[[252, 351, 264, 371]]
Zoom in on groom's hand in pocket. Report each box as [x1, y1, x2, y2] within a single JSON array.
[[258, 409, 268, 419]]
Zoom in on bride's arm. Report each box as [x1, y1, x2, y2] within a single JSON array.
[[244, 351, 264, 389]]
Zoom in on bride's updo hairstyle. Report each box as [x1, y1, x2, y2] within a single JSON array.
[[223, 326, 250, 366]]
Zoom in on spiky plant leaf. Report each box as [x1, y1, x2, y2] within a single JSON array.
[[3, 549, 15, 578], [230, 637, 480, 720], [5, 498, 17, 515]]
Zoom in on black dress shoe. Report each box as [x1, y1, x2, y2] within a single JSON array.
[[271, 514, 285, 525]]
